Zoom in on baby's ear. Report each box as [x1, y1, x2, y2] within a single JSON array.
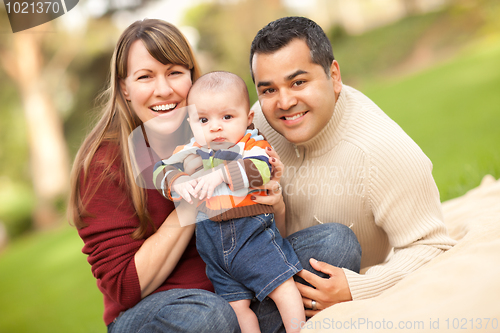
[[247, 109, 255, 126]]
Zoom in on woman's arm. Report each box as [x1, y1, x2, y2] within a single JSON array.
[[79, 156, 198, 308], [134, 203, 196, 298]]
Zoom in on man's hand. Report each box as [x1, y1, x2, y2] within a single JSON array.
[[296, 258, 352, 317], [194, 168, 225, 200], [172, 176, 198, 204]]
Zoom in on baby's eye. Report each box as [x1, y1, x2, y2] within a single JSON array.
[[199, 118, 208, 124], [223, 115, 233, 120]]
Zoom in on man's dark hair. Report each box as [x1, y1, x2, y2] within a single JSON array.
[[250, 16, 334, 82]]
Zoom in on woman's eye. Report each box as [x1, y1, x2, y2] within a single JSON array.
[[223, 115, 232, 120], [199, 118, 208, 124], [138, 75, 150, 80]]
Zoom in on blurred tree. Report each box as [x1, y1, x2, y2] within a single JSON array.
[[184, 0, 290, 104], [0, 22, 69, 229], [401, 0, 421, 15]]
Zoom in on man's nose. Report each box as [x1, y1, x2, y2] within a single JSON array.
[[277, 90, 298, 111]]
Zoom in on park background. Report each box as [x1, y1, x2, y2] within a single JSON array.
[[0, 0, 499, 331]]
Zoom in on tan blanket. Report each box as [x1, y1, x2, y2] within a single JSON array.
[[302, 175, 500, 333]]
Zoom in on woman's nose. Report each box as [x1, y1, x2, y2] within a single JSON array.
[[155, 76, 173, 97]]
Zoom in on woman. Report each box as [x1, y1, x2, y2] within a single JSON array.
[[68, 19, 242, 332]]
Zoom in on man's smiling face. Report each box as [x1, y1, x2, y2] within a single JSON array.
[[252, 38, 342, 144]]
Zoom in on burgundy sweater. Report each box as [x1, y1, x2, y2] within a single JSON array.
[[78, 142, 213, 325]]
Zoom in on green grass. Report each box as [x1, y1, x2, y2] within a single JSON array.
[[363, 38, 500, 201], [0, 225, 104, 332], [331, 11, 442, 83]]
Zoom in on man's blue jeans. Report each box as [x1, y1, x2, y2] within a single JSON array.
[[253, 223, 362, 333], [108, 222, 361, 333]]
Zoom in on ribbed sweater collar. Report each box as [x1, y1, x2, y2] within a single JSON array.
[[299, 84, 350, 156]]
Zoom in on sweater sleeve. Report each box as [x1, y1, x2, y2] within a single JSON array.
[[343, 133, 456, 300], [78, 158, 145, 309], [224, 137, 272, 191], [153, 159, 187, 201]]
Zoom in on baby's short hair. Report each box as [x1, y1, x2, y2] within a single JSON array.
[[188, 71, 250, 110]]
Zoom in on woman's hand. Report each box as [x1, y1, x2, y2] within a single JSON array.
[[251, 146, 284, 207], [296, 258, 352, 317], [252, 147, 286, 235]]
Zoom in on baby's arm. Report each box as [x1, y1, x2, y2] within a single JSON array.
[[183, 154, 203, 175]]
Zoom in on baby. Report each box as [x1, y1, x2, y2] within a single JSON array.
[[153, 71, 305, 333]]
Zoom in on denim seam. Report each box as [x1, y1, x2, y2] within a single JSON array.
[[255, 261, 302, 301], [221, 220, 237, 269]]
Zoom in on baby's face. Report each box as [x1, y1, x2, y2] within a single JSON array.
[[188, 88, 253, 149]]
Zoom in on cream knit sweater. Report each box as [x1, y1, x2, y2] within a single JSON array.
[[253, 84, 456, 300]]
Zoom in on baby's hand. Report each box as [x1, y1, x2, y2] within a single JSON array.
[[172, 176, 198, 204], [194, 168, 225, 200]]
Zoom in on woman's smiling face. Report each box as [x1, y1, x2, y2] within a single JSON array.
[[120, 40, 192, 133]]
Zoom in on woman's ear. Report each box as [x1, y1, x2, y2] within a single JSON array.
[[119, 79, 130, 101]]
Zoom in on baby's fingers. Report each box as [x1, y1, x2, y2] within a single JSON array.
[[194, 178, 205, 199], [206, 185, 215, 200], [198, 183, 209, 201], [188, 179, 198, 188], [180, 188, 193, 204], [185, 183, 197, 198]]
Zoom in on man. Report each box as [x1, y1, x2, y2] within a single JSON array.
[[250, 16, 456, 316]]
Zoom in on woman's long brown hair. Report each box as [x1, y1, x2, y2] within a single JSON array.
[[68, 19, 201, 239]]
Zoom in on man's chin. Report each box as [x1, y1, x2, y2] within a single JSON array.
[[279, 130, 310, 145]]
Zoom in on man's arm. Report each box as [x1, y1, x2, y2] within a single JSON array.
[[343, 144, 456, 300]]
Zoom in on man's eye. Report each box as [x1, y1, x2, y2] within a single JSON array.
[[199, 118, 208, 124], [293, 80, 305, 87], [223, 115, 232, 120], [263, 88, 275, 94]]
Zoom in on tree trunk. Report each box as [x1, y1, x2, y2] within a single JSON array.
[[3, 30, 70, 229]]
